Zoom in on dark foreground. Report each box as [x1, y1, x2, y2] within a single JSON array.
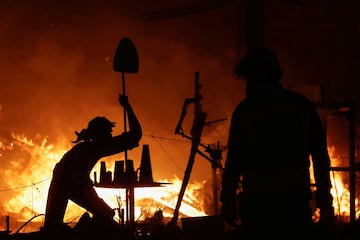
[[1, 215, 360, 240]]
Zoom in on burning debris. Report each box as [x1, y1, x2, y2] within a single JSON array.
[[0, 15, 359, 236], [0, 117, 213, 237], [1, 76, 360, 239], [2, 84, 360, 240]]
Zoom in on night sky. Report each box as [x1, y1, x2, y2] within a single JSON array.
[[0, 0, 359, 218]]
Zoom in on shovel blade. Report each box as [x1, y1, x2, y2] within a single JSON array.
[[113, 37, 139, 73]]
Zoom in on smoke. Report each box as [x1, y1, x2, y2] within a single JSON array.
[[0, 0, 244, 209], [1, 0, 358, 227]]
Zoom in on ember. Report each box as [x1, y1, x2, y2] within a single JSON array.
[[1, 129, 359, 233], [0, 132, 210, 233]]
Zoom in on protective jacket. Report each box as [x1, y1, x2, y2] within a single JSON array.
[[220, 83, 333, 236]]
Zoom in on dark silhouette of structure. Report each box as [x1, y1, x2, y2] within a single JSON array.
[[43, 94, 142, 235], [220, 48, 335, 239]]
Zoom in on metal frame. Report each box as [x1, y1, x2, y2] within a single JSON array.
[[317, 101, 358, 223]]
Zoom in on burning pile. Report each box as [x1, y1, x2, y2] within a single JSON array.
[[0, 132, 209, 233], [0, 130, 359, 233]]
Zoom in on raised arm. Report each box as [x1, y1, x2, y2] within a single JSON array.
[[118, 94, 142, 144]]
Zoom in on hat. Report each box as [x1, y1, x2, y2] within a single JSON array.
[[234, 48, 282, 83], [87, 116, 115, 135]]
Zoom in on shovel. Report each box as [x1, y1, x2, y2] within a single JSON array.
[[113, 36, 139, 225], [113, 36, 139, 156]]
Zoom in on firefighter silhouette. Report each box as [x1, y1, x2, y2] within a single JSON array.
[[220, 48, 335, 239], [44, 94, 142, 232]]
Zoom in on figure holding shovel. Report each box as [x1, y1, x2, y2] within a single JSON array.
[[44, 37, 142, 237]]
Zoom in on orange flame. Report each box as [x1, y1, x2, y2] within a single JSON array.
[[0, 133, 208, 232], [310, 145, 360, 222], [1, 133, 359, 233]]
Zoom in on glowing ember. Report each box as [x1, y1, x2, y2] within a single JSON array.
[[327, 146, 360, 221], [94, 176, 207, 222], [0, 133, 208, 232], [0, 133, 359, 233], [310, 145, 360, 222]]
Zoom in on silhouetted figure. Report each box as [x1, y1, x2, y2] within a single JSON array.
[[43, 94, 142, 236], [220, 48, 335, 239]]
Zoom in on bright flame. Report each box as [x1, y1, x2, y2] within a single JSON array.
[[310, 145, 360, 222], [1, 133, 359, 233], [94, 176, 207, 222], [327, 146, 360, 221], [0, 133, 208, 232]]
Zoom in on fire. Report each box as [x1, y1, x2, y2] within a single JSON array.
[[310, 145, 360, 222], [0, 133, 208, 232], [327, 146, 360, 220], [1, 132, 359, 233], [1, 134, 61, 215], [95, 176, 207, 222]]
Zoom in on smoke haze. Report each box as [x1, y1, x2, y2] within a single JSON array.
[[0, 0, 243, 199], [1, 0, 359, 224]]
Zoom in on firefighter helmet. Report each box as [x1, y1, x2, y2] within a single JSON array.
[[87, 116, 115, 135], [234, 48, 283, 83]]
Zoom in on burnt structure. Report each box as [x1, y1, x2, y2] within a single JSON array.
[[317, 101, 359, 223]]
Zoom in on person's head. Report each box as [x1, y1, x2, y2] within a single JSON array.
[[87, 116, 115, 138], [73, 116, 115, 143], [233, 48, 283, 84]]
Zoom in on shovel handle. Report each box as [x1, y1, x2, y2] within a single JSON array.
[[122, 72, 128, 161]]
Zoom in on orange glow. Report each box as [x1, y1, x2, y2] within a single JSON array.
[[94, 176, 207, 222], [310, 146, 360, 222], [327, 146, 360, 221], [0, 133, 208, 232], [1, 133, 359, 233]]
